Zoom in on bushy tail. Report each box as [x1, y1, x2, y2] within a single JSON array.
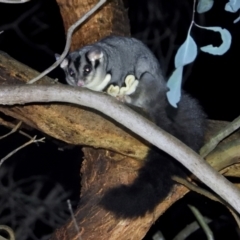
[[99, 93, 206, 218], [99, 148, 185, 218]]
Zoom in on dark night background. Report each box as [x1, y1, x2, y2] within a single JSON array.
[[0, 0, 240, 239]]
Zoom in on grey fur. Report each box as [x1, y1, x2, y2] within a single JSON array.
[[60, 36, 168, 110]]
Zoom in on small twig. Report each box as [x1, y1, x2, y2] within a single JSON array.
[[0, 0, 30, 3], [186, 0, 197, 36], [200, 115, 240, 158], [173, 217, 212, 240], [0, 135, 45, 167], [27, 0, 107, 84], [0, 3, 53, 56], [67, 199, 82, 240], [0, 121, 22, 140], [188, 205, 214, 240], [0, 117, 32, 139], [0, 85, 240, 214], [173, 176, 240, 228]]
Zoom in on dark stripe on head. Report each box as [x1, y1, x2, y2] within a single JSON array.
[[74, 55, 81, 70], [66, 55, 72, 67], [85, 52, 92, 65], [94, 60, 100, 69]]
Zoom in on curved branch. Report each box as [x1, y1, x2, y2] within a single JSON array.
[[0, 0, 30, 3], [201, 115, 240, 157], [0, 225, 15, 240], [0, 84, 240, 213], [27, 0, 107, 84]]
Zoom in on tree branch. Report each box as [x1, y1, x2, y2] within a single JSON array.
[[27, 0, 107, 84], [0, 0, 30, 3], [201, 115, 240, 157], [0, 84, 240, 214]]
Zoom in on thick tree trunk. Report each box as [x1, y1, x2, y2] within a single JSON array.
[[55, 0, 130, 50], [50, 1, 189, 239], [51, 147, 190, 240]]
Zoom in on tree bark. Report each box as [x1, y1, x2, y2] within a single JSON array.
[[0, 0, 240, 239], [51, 147, 190, 240], [55, 0, 130, 51], [1, 52, 240, 239]]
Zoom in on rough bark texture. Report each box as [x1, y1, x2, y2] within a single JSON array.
[[205, 120, 240, 177], [0, 51, 189, 239], [0, 53, 148, 160], [0, 0, 239, 239], [1, 53, 240, 239], [50, 2, 191, 238], [51, 148, 189, 240], [55, 0, 130, 50], [1, 52, 240, 240]]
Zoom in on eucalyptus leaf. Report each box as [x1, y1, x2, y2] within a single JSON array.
[[225, 0, 240, 12], [199, 26, 232, 55], [174, 35, 197, 68], [166, 67, 183, 108], [197, 0, 214, 13]]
